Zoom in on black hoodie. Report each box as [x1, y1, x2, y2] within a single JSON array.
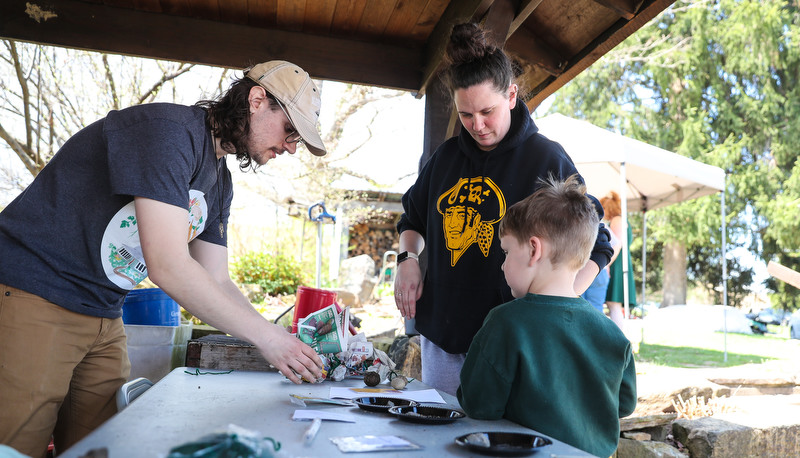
[[397, 101, 613, 353]]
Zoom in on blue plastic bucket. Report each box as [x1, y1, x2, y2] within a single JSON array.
[[122, 288, 180, 326]]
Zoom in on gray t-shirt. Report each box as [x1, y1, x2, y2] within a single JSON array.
[[0, 103, 233, 318]]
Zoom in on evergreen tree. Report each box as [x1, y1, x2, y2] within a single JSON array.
[[549, 0, 800, 310]]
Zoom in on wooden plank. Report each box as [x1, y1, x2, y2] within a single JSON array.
[[331, 0, 368, 36], [767, 261, 800, 290], [102, 0, 136, 8], [0, 0, 422, 90], [506, 25, 566, 76], [303, 0, 337, 35], [507, 0, 544, 37], [525, 0, 675, 110], [190, 0, 221, 22], [481, 0, 515, 48], [421, 77, 454, 166], [408, 0, 449, 43], [357, 0, 397, 38], [276, 0, 305, 30], [590, 0, 644, 20], [186, 335, 275, 372], [216, 0, 247, 23], [383, 0, 425, 39], [247, 0, 278, 27], [161, 0, 192, 16], [418, 0, 489, 96], [132, 0, 162, 13]]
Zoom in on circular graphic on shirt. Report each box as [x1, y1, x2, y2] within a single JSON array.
[[100, 190, 207, 289]]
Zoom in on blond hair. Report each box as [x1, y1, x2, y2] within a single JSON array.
[[499, 174, 598, 271]]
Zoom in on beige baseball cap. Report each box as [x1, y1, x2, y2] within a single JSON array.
[[246, 61, 327, 156]]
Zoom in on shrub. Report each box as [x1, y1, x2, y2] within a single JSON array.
[[232, 252, 307, 300]]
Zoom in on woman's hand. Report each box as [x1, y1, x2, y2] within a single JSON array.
[[394, 259, 423, 319]]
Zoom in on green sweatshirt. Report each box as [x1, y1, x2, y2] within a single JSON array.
[[457, 293, 637, 457]]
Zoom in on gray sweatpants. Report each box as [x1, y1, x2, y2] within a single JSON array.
[[420, 335, 467, 396]]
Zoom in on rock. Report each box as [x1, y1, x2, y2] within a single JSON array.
[[635, 383, 731, 416], [672, 416, 800, 458], [621, 413, 678, 431], [386, 334, 421, 381], [616, 438, 688, 457], [330, 288, 357, 308], [239, 283, 263, 302], [338, 255, 379, 305], [622, 432, 652, 441]]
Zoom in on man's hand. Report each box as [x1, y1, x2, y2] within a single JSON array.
[[256, 323, 324, 384]]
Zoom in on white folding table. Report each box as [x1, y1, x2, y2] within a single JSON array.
[[61, 367, 593, 457]]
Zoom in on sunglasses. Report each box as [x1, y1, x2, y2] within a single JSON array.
[[276, 100, 304, 145]]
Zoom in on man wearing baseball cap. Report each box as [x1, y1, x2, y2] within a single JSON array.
[[0, 60, 327, 457]]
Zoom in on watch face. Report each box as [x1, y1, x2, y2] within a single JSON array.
[[398, 251, 408, 263]]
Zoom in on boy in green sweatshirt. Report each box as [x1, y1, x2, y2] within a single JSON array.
[[457, 174, 637, 458]]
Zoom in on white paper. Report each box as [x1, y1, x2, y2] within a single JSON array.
[[330, 435, 422, 453], [328, 387, 445, 404], [291, 409, 357, 423]]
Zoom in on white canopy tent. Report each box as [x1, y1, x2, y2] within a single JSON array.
[[535, 114, 727, 322]]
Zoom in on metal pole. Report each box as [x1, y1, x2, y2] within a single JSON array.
[[316, 222, 323, 288], [620, 162, 630, 321], [641, 211, 647, 307], [722, 182, 728, 362]]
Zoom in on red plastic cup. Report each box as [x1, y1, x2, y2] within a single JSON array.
[[292, 286, 338, 333]]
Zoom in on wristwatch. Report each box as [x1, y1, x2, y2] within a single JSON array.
[[397, 251, 419, 264]]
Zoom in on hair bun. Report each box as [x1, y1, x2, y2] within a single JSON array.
[[446, 22, 494, 65]]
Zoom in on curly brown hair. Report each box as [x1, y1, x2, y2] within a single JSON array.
[[195, 74, 280, 170]]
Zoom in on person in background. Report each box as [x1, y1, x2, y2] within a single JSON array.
[[580, 200, 621, 314], [457, 174, 637, 458], [393, 22, 613, 395], [603, 190, 637, 329], [0, 60, 325, 457]]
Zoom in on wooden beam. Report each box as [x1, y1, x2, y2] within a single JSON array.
[[590, 0, 645, 20], [506, 27, 566, 76], [421, 78, 455, 167], [507, 0, 545, 38], [417, 0, 490, 97], [481, 0, 516, 48], [0, 0, 422, 91], [767, 261, 800, 290], [526, 0, 674, 110]]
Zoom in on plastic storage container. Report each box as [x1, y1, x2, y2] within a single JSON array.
[[122, 288, 181, 326], [124, 321, 193, 382]]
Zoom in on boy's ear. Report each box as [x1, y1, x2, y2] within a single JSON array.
[[528, 236, 542, 265]]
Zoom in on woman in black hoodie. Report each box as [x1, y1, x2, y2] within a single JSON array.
[[394, 22, 613, 395]]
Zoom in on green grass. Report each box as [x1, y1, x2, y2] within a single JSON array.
[[633, 326, 799, 369]]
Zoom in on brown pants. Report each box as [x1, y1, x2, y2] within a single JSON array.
[[0, 284, 130, 458]]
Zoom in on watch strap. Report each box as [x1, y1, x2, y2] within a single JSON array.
[[397, 251, 419, 264]]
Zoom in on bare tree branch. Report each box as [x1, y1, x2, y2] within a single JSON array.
[[137, 63, 195, 104], [8, 42, 32, 151], [0, 122, 37, 175], [102, 54, 120, 110]]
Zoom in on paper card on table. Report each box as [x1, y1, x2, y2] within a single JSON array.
[[329, 387, 445, 404], [292, 409, 356, 423], [330, 435, 423, 453]]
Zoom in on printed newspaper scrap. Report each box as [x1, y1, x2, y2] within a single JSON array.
[[297, 304, 350, 354], [294, 304, 396, 383]]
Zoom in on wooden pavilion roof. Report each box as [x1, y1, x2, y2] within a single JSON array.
[[1, 0, 674, 111]]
